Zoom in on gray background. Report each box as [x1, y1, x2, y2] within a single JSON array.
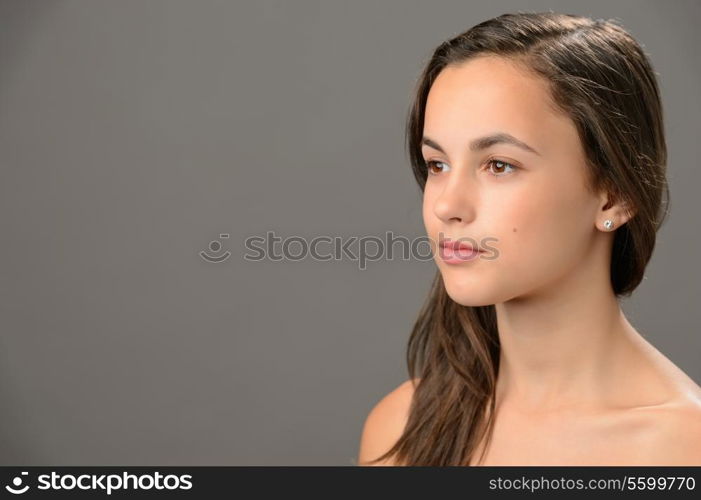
[[0, 0, 698, 465]]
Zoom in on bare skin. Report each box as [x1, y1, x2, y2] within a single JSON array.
[[358, 55, 701, 466], [469, 324, 701, 465], [358, 371, 701, 466]]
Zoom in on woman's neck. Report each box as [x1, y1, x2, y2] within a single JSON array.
[[492, 249, 663, 414]]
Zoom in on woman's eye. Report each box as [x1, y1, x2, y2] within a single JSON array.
[[424, 159, 518, 177], [485, 159, 517, 177], [425, 160, 449, 175]]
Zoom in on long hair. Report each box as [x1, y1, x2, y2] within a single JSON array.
[[367, 11, 670, 466]]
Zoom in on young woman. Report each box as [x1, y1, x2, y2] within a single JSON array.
[[358, 12, 701, 466]]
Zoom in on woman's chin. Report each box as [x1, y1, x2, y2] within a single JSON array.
[[442, 280, 498, 307]]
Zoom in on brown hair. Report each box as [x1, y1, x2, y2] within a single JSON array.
[[368, 11, 670, 466]]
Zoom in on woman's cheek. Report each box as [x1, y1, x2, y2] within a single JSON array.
[[501, 198, 585, 293], [483, 195, 554, 279], [422, 190, 441, 247]]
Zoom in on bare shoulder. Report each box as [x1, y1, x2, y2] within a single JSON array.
[[627, 337, 701, 464], [357, 378, 419, 466], [637, 389, 701, 465]]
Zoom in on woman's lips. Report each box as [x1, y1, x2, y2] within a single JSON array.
[[438, 239, 482, 264]]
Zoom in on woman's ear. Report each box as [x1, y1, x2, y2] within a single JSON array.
[[597, 190, 636, 232]]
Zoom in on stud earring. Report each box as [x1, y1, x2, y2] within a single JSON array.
[[603, 219, 614, 230]]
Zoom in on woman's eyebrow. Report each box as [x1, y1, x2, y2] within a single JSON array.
[[421, 132, 541, 157]]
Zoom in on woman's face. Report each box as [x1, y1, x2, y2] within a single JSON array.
[[422, 56, 603, 306]]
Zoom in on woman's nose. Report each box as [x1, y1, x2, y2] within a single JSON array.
[[432, 169, 477, 224]]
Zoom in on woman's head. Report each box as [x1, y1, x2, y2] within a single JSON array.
[[368, 12, 670, 466], [410, 12, 669, 303]]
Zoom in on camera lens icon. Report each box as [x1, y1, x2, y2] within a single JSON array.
[[200, 233, 231, 263], [5, 472, 29, 494]]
